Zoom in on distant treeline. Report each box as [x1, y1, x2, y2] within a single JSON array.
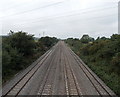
[[2, 31, 58, 83], [65, 34, 120, 95]]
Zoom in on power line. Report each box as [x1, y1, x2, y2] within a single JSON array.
[[1, 0, 68, 11], [0, 1, 65, 18], [13, 6, 117, 25], [0, 1, 30, 11], [1, 2, 117, 18], [13, 13, 117, 29]]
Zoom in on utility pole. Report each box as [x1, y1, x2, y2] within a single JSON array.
[[118, 1, 120, 34], [39, 34, 41, 38], [43, 31, 45, 37]]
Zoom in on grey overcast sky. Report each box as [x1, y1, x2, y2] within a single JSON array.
[[0, 0, 119, 39]]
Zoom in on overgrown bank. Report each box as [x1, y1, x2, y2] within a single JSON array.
[[2, 31, 58, 83], [65, 34, 120, 95]]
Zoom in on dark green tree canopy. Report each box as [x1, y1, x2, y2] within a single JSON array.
[[7, 31, 35, 56], [80, 34, 94, 43], [38, 36, 58, 50]]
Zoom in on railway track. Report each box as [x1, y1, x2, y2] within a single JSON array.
[[63, 46, 82, 96], [65, 44, 116, 96], [37, 44, 60, 95], [2, 41, 117, 96], [66, 46, 116, 96], [2, 44, 57, 97]]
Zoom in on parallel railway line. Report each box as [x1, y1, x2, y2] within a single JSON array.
[[2, 45, 56, 97], [2, 41, 117, 96], [64, 48, 82, 95], [67, 46, 115, 96], [38, 44, 60, 95]]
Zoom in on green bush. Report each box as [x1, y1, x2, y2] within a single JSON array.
[[2, 31, 58, 83], [66, 34, 120, 95], [7, 31, 36, 56]]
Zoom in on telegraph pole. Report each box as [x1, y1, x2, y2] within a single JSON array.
[[43, 31, 45, 37], [118, 1, 120, 34], [39, 34, 41, 38]]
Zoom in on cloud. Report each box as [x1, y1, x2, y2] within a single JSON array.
[[0, 0, 119, 38]]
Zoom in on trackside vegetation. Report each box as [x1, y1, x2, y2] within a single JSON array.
[[2, 31, 58, 83], [65, 34, 120, 96]]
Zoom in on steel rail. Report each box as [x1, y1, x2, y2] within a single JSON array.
[[2, 44, 57, 97], [63, 47, 82, 96], [37, 44, 59, 95], [67, 46, 116, 97]]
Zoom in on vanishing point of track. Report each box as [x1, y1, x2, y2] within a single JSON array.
[[2, 41, 116, 97]]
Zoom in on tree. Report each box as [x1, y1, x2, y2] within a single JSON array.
[[7, 31, 36, 56], [80, 34, 94, 43], [2, 31, 58, 82], [111, 52, 120, 74], [2, 38, 24, 81], [38, 36, 58, 50]]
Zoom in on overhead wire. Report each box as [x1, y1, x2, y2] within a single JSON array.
[[1, 0, 117, 30], [12, 13, 117, 29], [1, 0, 68, 11], [0, 1, 65, 18], [1, 0, 117, 18], [12, 6, 117, 25]]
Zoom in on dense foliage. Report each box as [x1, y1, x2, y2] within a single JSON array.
[[2, 31, 58, 83], [65, 34, 120, 95], [80, 34, 94, 43], [7, 31, 36, 56], [38, 36, 58, 51]]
